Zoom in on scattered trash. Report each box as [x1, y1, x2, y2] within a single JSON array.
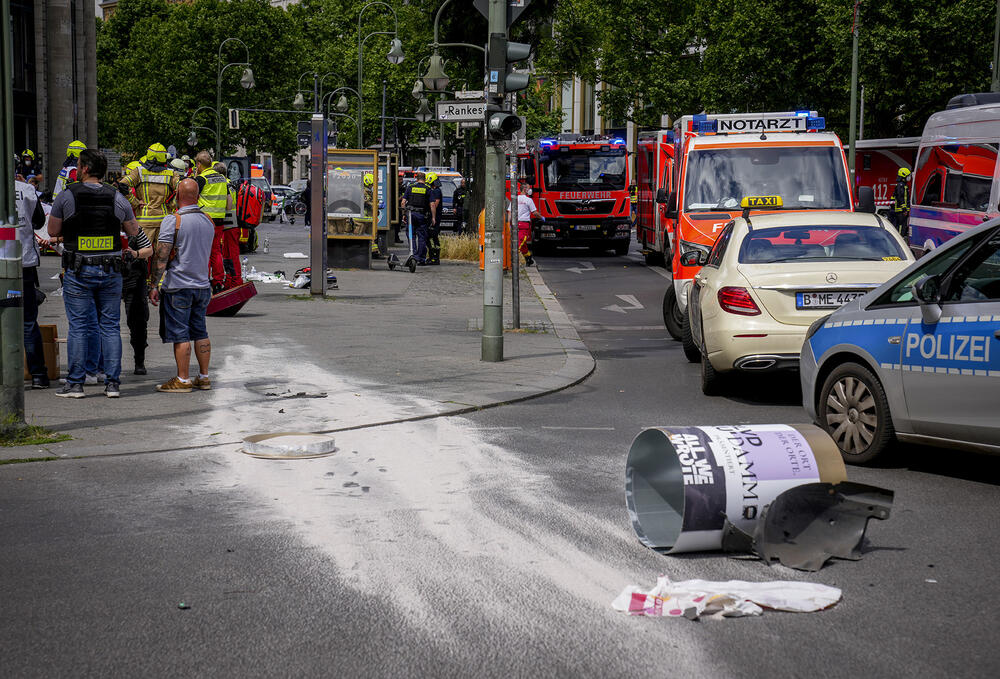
[[245, 270, 289, 284], [177, 602, 191, 610], [263, 237, 270, 254], [625, 424, 846, 554], [283, 252, 308, 259], [722, 482, 894, 571], [288, 267, 338, 290], [612, 576, 841, 619], [241, 432, 337, 460], [926, 579, 938, 584]]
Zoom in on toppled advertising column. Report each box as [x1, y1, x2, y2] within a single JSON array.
[[625, 424, 847, 553]]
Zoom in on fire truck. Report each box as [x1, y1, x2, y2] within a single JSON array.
[[636, 129, 676, 265], [518, 134, 632, 255], [853, 137, 919, 214], [660, 111, 863, 343]]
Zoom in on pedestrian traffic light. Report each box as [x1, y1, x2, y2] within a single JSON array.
[[487, 34, 532, 96]]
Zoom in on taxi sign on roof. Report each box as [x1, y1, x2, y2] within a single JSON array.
[[741, 195, 783, 208]]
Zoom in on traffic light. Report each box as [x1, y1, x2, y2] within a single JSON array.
[[487, 34, 531, 96], [486, 104, 522, 140]]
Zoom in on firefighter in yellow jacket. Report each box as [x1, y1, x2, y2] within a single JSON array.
[[118, 142, 179, 245]]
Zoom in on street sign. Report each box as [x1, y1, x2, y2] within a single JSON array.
[[435, 100, 487, 122], [228, 108, 240, 130], [459, 121, 482, 129], [474, 0, 532, 27], [455, 90, 485, 100], [297, 133, 310, 148]]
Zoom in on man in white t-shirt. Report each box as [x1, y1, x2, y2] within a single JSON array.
[[516, 183, 543, 266]]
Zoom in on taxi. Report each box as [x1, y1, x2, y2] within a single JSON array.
[[802, 217, 1000, 464], [686, 197, 913, 395]]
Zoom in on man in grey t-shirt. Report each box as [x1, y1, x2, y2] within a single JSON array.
[[149, 179, 215, 393]]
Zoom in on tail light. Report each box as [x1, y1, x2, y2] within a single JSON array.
[[718, 286, 761, 316]]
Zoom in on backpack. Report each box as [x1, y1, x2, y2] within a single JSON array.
[[236, 182, 264, 228]]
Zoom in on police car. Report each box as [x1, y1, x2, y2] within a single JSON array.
[[801, 217, 1000, 464]]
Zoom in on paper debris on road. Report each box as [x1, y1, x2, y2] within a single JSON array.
[[283, 252, 308, 259], [611, 575, 841, 619], [245, 270, 289, 284]]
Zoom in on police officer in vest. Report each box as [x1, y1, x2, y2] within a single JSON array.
[[53, 140, 87, 198], [194, 151, 229, 292], [891, 167, 911, 237], [119, 142, 180, 245], [47, 149, 148, 398], [401, 172, 433, 265], [425, 172, 443, 265]]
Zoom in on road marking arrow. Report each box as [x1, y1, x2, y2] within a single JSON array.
[[566, 261, 596, 274], [602, 294, 644, 314]]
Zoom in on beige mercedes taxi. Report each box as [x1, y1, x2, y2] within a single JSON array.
[[684, 201, 914, 394]]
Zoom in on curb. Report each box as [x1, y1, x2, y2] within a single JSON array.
[[5, 265, 596, 463]]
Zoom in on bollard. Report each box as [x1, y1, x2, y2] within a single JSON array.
[[0, 238, 25, 424], [625, 424, 847, 553]]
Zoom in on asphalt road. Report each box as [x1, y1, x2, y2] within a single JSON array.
[[3, 239, 999, 678]]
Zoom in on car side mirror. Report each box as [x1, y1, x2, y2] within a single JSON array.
[[665, 190, 678, 217], [680, 250, 708, 267], [655, 188, 667, 204], [911, 275, 942, 324], [857, 186, 876, 214]]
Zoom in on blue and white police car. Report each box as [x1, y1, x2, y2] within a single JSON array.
[[801, 217, 1000, 463]]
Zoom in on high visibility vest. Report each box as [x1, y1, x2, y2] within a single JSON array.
[[198, 169, 228, 220], [53, 164, 77, 198], [126, 164, 178, 225]]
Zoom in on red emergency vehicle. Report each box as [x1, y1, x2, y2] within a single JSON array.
[[518, 134, 632, 255], [636, 130, 676, 265], [853, 137, 919, 213], [661, 111, 860, 342]]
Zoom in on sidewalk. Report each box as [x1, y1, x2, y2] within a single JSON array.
[[8, 221, 593, 460]]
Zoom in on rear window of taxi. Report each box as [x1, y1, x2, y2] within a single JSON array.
[[739, 226, 905, 264]]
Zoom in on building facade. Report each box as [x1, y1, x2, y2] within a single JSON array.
[[12, 0, 98, 190]]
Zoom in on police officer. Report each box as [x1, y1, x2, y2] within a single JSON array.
[[15, 149, 38, 180], [194, 151, 229, 292], [14, 175, 49, 387], [401, 172, 433, 265], [892, 167, 911, 237], [425, 172, 443, 265], [453, 177, 468, 233], [119, 142, 180, 245], [47, 148, 148, 398], [121, 225, 153, 375], [53, 140, 87, 198]]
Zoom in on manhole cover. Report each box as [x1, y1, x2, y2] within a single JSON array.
[[241, 432, 337, 459]]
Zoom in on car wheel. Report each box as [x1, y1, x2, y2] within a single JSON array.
[[681, 306, 700, 362], [700, 346, 725, 396], [613, 240, 629, 256], [818, 362, 895, 465], [662, 285, 683, 341]]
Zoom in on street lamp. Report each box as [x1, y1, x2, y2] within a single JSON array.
[[421, 54, 449, 92], [293, 92, 306, 110], [357, 1, 405, 148], [216, 37, 255, 158], [336, 94, 350, 113], [323, 87, 362, 147], [414, 97, 433, 123]]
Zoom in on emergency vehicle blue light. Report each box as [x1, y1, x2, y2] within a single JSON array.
[[806, 116, 826, 131], [693, 114, 708, 122], [795, 110, 811, 117], [694, 120, 718, 133], [610, 138, 625, 145]]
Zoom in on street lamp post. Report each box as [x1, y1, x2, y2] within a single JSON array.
[[215, 37, 255, 158], [323, 87, 362, 145], [357, 1, 405, 149], [188, 105, 218, 149]]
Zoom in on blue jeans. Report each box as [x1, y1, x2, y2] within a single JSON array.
[[63, 265, 123, 385]]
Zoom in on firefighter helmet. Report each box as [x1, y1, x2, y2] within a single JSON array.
[[898, 167, 912, 179], [363, 173, 374, 186], [21, 149, 35, 159], [147, 143, 167, 164], [425, 171, 438, 184], [66, 140, 87, 158]]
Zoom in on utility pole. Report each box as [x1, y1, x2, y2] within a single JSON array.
[[482, 0, 506, 361], [993, 0, 1000, 92], [1, 0, 25, 426], [848, 0, 860, 177]]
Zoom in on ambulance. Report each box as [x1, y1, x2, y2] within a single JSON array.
[[660, 111, 858, 341], [635, 130, 675, 265]]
